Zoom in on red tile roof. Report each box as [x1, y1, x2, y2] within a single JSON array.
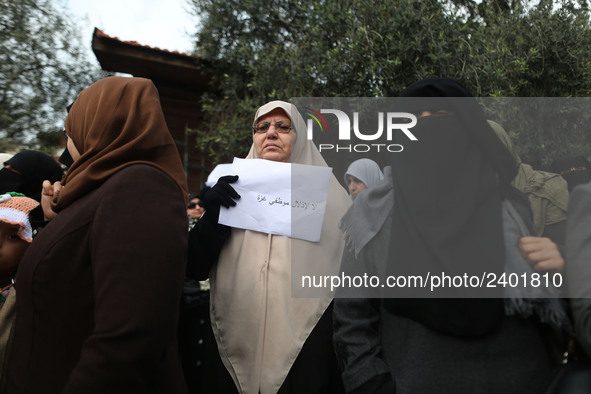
[[94, 28, 195, 58]]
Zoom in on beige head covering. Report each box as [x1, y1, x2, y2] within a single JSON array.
[[209, 101, 351, 393], [489, 120, 568, 235]]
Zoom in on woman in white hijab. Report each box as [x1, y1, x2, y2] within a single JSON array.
[[192, 101, 351, 393], [343, 158, 384, 200]]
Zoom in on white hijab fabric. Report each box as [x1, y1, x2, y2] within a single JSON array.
[[343, 158, 384, 195], [209, 101, 351, 394]]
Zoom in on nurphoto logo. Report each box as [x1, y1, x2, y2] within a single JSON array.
[[304, 108, 418, 153]]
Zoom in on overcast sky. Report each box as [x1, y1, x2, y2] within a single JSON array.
[[62, 0, 198, 57]]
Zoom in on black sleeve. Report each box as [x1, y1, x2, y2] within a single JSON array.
[[543, 220, 566, 253], [350, 372, 396, 394], [333, 296, 394, 393], [186, 211, 231, 281]]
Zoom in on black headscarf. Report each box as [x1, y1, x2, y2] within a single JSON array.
[[383, 78, 516, 337], [394, 77, 517, 187], [550, 155, 591, 192], [0, 150, 64, 201]]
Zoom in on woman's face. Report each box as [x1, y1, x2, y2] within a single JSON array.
[[187, 197, 204, 219], [253, 108, 296, 162], [66, 136, 81, 161], [346, 175, 367, 200]]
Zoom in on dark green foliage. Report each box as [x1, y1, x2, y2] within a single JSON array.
[[191, 0, 591, 168], [0, 0, 105, 152]]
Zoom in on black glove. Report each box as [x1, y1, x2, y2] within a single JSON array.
[[187, 176, 240, 277], [199, 175, 240, 222]]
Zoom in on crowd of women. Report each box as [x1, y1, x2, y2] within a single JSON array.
[[0, 75, 591, 394]]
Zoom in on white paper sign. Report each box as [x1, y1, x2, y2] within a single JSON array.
[[205, 158, 332, 242]]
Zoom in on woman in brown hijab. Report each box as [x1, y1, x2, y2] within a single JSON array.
[[2, 77, 189, 394]]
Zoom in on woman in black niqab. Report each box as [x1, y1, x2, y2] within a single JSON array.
[[384, 78, 517, 336], [0, 150, 64, 201]]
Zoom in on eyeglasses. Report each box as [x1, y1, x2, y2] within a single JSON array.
[[187, 202, 198, 209], [252, 122, 292, 134]]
